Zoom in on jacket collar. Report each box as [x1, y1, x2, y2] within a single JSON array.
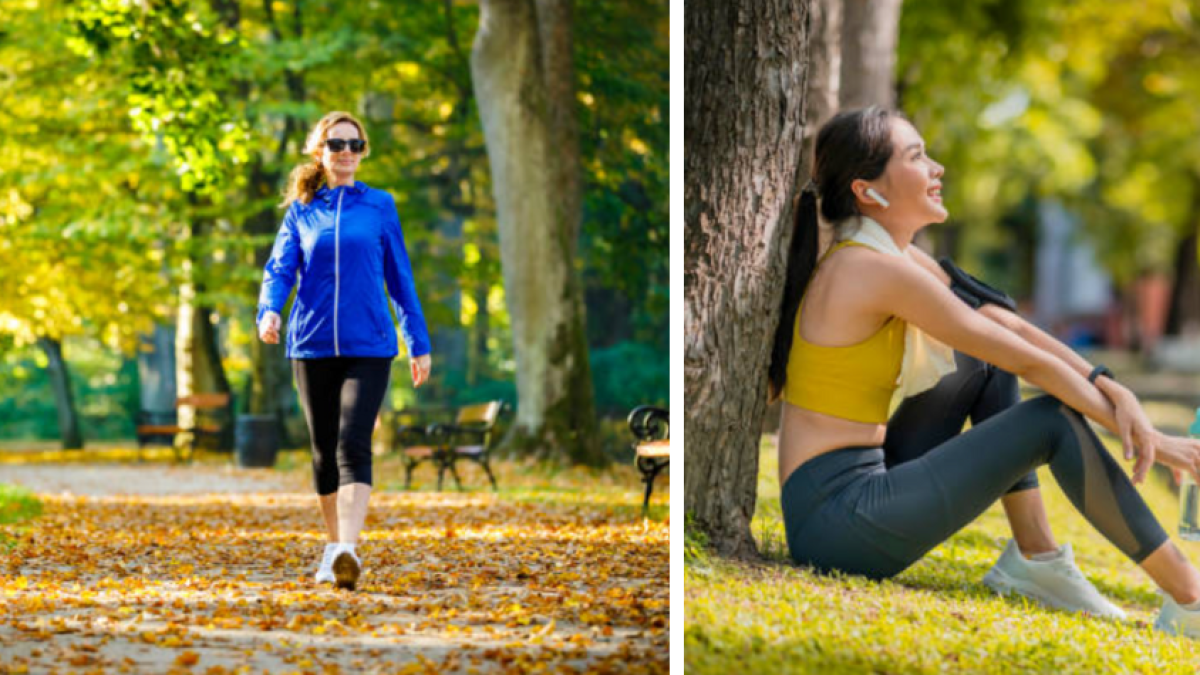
[[316, 180, 367, 203]]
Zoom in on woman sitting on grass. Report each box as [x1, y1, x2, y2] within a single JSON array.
[[771, 106, 1200, 638]]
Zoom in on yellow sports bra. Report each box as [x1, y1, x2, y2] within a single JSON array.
[[783, 240, 905, 424]]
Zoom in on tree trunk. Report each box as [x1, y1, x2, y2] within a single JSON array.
[[176, 218, 233, 450], [1165, 178, 1200, 337], [471, 0, 604, 466], [807, 0, 844, 274], [469, 280, 490, 387], [37, 336, 84, 450], [685, 0, 813, 558], [839, 0, 903, 110], [1165, 230, 1200, 336], [245, 158, 287, 418], [138, 324, 177, 414], [428, 213, 469, 402]]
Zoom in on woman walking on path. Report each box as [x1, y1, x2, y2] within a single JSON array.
[[773, 106, 1200, 637], [257, 111, 432, 591]]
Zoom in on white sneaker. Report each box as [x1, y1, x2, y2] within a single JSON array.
[[314, 543, 337, 584], [982, 539, 1126, 620], [1154, 595, 1200, 639], [331, 545, 362, 591]]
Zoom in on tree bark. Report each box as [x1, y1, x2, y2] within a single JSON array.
[[471, 0, 604, 466], [176, 216, 233, 451], [685, 0, 813, 558], [469, 281, 490, 387], [1164, 180, 1200, 336], [138, 324, 177, 415], [1165, 231, 1200, 336], [37, 336, 84, 450], [839, 0, 903, 110]]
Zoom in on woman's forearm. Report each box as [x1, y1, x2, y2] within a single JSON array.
[[1018, 351, 1122, 437], [983, 305, 1134, 410], [1011, 312, 1143, 408]]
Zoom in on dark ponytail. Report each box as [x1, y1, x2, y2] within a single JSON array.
[[768, 189, 819, 401], [767, 106, 901, 401]]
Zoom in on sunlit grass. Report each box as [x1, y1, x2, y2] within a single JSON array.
[[687, 433, 1200, 674], [0, 483, 42, 550]]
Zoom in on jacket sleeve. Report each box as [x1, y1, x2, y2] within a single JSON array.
[[381, 194, 431, 357], [257, 204, 302, 325]]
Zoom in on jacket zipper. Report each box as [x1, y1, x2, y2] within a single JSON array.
[[334, 188, 344, 357]]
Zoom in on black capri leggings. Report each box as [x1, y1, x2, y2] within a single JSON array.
[[783, 357, 1170, 580], [886, 350, 1038, 494], [293, 357, 392, 496]]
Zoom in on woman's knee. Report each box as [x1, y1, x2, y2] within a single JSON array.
[[1015, 394, 1076, 430]]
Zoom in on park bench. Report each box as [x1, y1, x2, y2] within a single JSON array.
[[628, 405, 669, 516], [135, 393, 231, 463], [399, 401, 507, 491]]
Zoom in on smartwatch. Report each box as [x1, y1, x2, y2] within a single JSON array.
[[1087, 364, 1115, 385]]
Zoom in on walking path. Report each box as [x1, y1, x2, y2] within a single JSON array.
[[0, 463, 668, 674]]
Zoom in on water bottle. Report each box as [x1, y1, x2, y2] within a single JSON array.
[[1180, 407, 1200, 541]]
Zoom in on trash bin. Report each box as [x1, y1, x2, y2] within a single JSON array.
[[235, 414, 279, 468]]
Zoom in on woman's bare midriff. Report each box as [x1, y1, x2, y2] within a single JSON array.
[[777, 401, 886, 487]]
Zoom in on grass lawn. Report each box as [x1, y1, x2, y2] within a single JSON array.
[[0, 483, 42, 550], [686, 433, 1200, 674]]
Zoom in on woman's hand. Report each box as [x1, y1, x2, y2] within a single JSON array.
[[1153, 430, 1200, 485], [259, 311, 281, 344], [410, 353, 431, 388], [1104, 383, 1157, 485]]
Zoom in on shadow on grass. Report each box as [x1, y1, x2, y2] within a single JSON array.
[[739, 523, 1164, 616]]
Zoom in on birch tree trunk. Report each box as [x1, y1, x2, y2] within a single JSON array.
[[685, 0, 813, 558], [176, 217, 233, 451], [839, 0, 903, 109], [471, 0, 604, 466]]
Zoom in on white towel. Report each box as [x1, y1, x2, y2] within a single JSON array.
[[845, 216, 957, 410]]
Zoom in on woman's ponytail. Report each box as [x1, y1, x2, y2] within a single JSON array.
[[768, 187, 820, 401], [281, 160, 326, 208]]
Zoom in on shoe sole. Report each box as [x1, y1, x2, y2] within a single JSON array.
[[983, 567, 1125, 620], [332, 552, 360, 591]]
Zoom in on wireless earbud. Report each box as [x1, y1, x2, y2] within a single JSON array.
[[865, 188, 890, 208]]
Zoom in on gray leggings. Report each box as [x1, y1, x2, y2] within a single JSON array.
[[783, 354, 1169, 580]]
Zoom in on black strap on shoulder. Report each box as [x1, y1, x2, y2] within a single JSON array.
[[937, 257, 1018, 313]]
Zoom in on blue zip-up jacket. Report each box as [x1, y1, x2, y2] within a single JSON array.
[[256, 181, 431, 360]]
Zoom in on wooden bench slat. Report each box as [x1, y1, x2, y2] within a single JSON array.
[[636, 440, 670, 458], [456, 402, 501, 426], [136, 425, 185, 435], [454, 445, 485, 456], [177, 393, 230, 408], [403, 446, 436, 458]]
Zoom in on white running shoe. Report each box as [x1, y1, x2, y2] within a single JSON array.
[[1154, 595, 1200, 639], [314, 543, 338, 584], [982, 539, 1126, 620], [332, 545, 362, 591]]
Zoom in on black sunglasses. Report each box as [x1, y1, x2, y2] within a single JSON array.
[[324, 138, 366, 153]]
